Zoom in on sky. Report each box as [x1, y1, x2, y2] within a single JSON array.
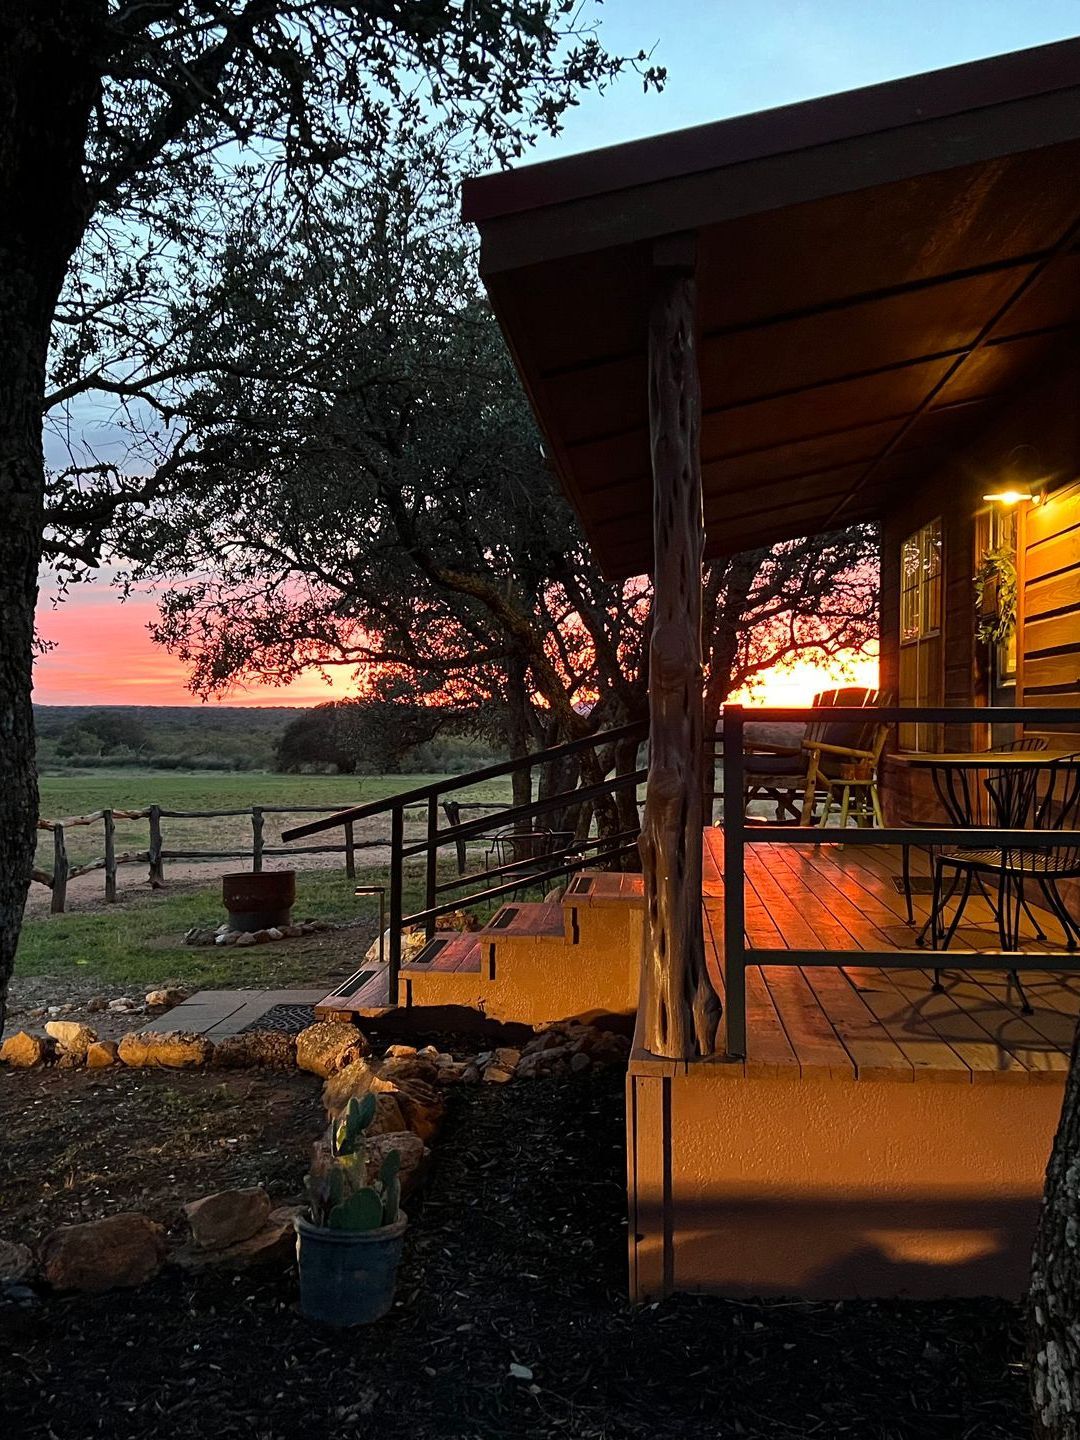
[[33, 1, 1080, 708]]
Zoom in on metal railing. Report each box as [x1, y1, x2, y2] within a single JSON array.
[[720, 703, 1080, 1058], [281, 720, 648, 1004]]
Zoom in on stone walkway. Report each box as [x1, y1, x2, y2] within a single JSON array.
[[146, 990, 327, 1038]]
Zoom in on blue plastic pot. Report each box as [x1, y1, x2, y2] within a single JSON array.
[[294, 1212, 408, 1326]]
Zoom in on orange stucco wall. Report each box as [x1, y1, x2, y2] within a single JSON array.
[[628, 1061, 1063, 1300], [406, 898, 641, 1026]]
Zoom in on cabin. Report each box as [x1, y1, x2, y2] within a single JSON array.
[[290, 38, 1080, 1303]]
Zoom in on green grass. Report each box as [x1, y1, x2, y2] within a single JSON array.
[[15, 867, 392, 989], [35, 769, 514, 870]]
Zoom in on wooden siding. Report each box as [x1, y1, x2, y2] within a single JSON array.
[[1020, 479, 1080, 728]]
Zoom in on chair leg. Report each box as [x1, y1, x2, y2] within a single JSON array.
[[901, 844, 914, 927], [1038, 878, 1080, 951], [1007, 970, 1034, 1016], [870, 781, 884, 829], [941, 869, 975, 951]]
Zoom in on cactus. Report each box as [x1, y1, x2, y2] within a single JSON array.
[[304, 1094, 401, 1232]]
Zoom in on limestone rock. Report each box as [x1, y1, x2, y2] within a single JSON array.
[[482, 1065, 515, 1084], [45, 1021, 97, 1057], [42, 1213, 165, 1292], [85, 996, 107, 1014], [86, 1040, 119, 1069], [378, 1053, 441, 1086], [385, 1043, 417, 1058], [213, 1031, 297, 1069], [0, 1032, 49, 1068], [296, 1021, 368, 1078], [234, 932, 256, 947], [145, 986, 188, 1007], [0, 1240, 35, 1284], [370, 1092, 408, 1135], [172, 1205, 300, 1271], [388, 1076, 445, 1141], [320, 1057, 382, 1115], [107, 997, 139, 1013], [184, 1187, 271, 1251], [570, 1051, 592, 1073], [365, 1132, 428, 1198], [117, 1030, 214, 1069], [493, 1047, 521, 1069]]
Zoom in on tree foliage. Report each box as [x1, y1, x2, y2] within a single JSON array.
[[0, 0, 663, 1034]]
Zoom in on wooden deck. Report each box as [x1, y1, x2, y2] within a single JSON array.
[[701, 828, 1079, 1084]]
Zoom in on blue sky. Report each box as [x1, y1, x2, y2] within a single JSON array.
[[526, 0, 1080, 162]]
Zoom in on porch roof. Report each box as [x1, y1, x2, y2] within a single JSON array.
[[463, 38, 1080, 579]]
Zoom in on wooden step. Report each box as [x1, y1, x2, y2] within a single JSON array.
[[401, 933, 481, 974], [481, 900, 567, 941]]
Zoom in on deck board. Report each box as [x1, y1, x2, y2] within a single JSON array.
[[702, 828, 1076, 1084]]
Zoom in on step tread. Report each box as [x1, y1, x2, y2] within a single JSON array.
[[401, 934, 482, 973], [481, 901, 567, 940], [564, 871, 644, 905]]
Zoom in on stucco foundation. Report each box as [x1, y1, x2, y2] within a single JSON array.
[[627, 1055, 1064, 1300]]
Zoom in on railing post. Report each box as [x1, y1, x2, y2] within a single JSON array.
[[424, 795, 439, 939], [251, 806, 264, 872], [344, 820, 356, 880], [722, 704, 747, 1058], [388, 804, 403, 1007], [103, 810, 117, 903], [148, 805, 164, 887], [51, 824, 68, 915]]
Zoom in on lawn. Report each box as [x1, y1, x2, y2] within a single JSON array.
[[35, 768, 515, 872]]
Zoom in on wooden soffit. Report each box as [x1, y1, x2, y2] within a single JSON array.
[[463, 38, 1080, 579]]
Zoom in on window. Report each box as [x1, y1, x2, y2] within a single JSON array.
[[900, 519, 942, 644], [899, 519, 943, 749]]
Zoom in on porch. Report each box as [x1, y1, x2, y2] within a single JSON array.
[[699, 828, 1076, 1080]]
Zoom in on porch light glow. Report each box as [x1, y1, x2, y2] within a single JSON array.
[[982, 488, 1035, 506]]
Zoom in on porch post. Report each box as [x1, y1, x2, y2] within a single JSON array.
[[639, 235, 722, 1059]]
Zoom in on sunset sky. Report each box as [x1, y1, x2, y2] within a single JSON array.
[[35, 1, 1076, 708]]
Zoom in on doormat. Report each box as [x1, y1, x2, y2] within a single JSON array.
[[892, 876, 934, 895], [239, 1002, 317, 1035]]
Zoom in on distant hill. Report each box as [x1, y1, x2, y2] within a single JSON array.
[[34, 705, 303, 772]]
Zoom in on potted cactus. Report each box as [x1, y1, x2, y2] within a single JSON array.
[[295, 1093, 406, 1325]]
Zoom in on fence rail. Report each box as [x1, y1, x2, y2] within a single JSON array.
[[31, 797, 500, 914]]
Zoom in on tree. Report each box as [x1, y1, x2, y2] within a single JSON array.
[[0, 1, 662, 1029], [275, 692, 459, 774]]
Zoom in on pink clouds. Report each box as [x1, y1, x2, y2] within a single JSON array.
[[33, 586, 358, 707]]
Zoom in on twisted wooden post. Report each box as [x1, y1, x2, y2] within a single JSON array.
[[103, 809, 117, 903], [638, 237, 721, 1059]]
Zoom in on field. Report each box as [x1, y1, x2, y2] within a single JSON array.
[[17, 768, 516, 997], [35, 769, 515, 873]]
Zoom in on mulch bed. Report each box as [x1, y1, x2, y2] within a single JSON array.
[[0, 1070, 1027, 1439], [0, 1068, 324, 1245]]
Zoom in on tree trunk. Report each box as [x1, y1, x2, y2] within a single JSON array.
[[1029, 1028, 1080, 1439], [702, 553, 762, 821], [639, 247, 721, 1060], [0, 3, 102, 1029]]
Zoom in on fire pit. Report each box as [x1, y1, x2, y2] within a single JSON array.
[[221, 871, 296, 933]]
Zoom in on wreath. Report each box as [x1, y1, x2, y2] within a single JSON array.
[[974, 545, 1018, 646]]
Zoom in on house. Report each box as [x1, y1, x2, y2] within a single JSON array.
[[289, 38, 1080, 1302]]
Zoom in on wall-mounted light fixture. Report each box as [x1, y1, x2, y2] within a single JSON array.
[[983, 445, 1047, 506], [981, 487, 1037, 505]]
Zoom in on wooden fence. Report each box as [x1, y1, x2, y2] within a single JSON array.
[[32, 798, 501, 914]]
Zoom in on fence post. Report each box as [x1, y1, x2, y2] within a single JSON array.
[[103, 810, 117, 903], [51, 824, 68, 914], [251, 807, 264, 872], [344, 820, 356, 880], [722, 705, 747, 1058], [148, 805, 164, 887], [388, 804, 403, 1007], [424, 795, 439, 939]]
